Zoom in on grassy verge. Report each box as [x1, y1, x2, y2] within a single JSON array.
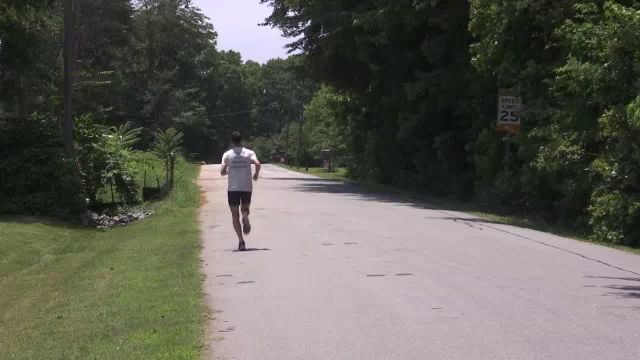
[[278, 164, 348, 181], [0, 161, 205, 359], [279, 165, 640, 256]]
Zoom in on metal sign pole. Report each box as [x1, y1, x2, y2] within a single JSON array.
[[504, 133, 512, 168], [297, 107, 304, 170]]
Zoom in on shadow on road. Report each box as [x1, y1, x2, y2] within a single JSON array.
[[290, 180, 516, 224], [291, 181, 438, 210], [263, 177, 340, 182], [232, 248, 272, 253], [586, 277, 640, 300], [586, 276, 640, 282], [603, 285, 640, 299], [288, 180, 640, 279]]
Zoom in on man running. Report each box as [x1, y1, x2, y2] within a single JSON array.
[[220, 132, 261, 251]]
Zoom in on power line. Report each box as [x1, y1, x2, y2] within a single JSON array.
[[209, 104, 277, 118]]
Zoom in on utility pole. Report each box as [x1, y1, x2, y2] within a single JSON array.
[[63, 0, 75, 156], [284, 114, 290, 165], [297, 107, 303, 170], [285, 91, 296, 166]]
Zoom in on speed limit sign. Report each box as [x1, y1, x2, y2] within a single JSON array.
[[497, 90, 522, 134]]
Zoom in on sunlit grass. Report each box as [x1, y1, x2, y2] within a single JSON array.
[[0, 163, 205, 359], [277, 164, 348, 181]]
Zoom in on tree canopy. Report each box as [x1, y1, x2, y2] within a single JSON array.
[[262, 0, 640, 247], [2, 0, 640, 246]]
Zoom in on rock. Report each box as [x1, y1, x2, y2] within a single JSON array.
[[82, 207, 155, 229]]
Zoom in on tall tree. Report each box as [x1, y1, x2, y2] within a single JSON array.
[[0, 0, 61, 119], [74, 0, 134, 124], [131, 0, 215, 130], [263, 0, 473, 193]]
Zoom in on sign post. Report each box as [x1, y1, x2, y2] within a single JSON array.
[[497, 90, 522, 165], [321, 149, 333, 173]]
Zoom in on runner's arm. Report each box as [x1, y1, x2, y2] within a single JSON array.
[[251, 151, 261, 180], [253, 159, 261, 181], [220, 154, 228, 176]]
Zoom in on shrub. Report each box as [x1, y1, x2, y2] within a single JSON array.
[[587, 105, 640, 247], [589, 191, 640, 247], [0, 114, 85, 216], [152, 128, 184, 189], [75, 115, 140, 205]]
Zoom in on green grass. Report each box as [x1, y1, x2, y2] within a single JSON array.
[[0, 162, 205, 359], [278, 164, 348, 181], [279, 165, 640, 256]]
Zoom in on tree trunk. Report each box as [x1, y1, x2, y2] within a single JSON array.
[[63, 0, 75, 156], [169, 158, 175, 189]]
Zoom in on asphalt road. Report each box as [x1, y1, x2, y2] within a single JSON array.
[[199, 164, 640, 360]]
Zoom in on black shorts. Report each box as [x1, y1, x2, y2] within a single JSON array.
[[228, 191, 252, 207]]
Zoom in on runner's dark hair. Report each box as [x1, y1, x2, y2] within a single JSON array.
[[231, 131, 242, 146]]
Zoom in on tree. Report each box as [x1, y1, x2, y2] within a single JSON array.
[[262, 0, 640, 245], [130, 0, 216, 130], [469, 0, 579, 210], [75, 115, 140, 205], [0, 0, 62, 119], [240, 56, 317, 164], [303, 86, 349, 161], [263, 0, 473, 193], [74, 0, 134, 125], [553, 2, 640, 246], [152, 128, 184, 188], [108, 122, 143, 151]]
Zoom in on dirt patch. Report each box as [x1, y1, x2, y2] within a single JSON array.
[[200, 190, 208, 207]]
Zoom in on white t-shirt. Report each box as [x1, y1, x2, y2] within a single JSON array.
[[222, 147, 258, 192]]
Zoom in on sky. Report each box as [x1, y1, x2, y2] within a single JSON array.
[[191, 0, 291, 63]]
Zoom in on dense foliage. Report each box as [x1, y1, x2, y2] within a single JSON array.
[[2, 0, 640, 246], [0, 114, 84, 215], [74, 115, 140, 205], [262, 0, 640, 246], [0, 0, 311, 215], [1, 0, 312, 157]]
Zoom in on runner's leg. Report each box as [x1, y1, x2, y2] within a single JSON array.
[[241, 192, 252, 235], [228, 192, 245, 248], [230, 207, 245, 247]]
